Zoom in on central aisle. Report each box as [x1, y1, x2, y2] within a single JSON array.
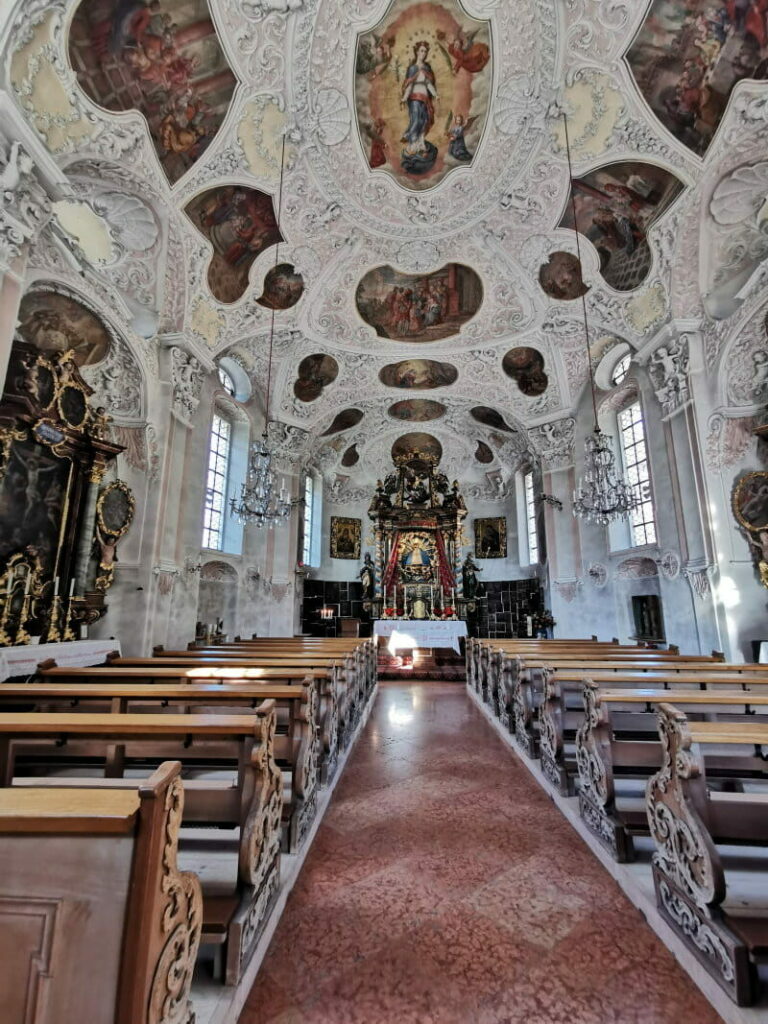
[[240, 682, 721, 1024]]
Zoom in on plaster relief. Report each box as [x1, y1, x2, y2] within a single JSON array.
[[354, 0, 491, 190]]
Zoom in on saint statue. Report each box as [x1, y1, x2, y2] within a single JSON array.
[[359, 552, 375, 600], [462, 553, 482, 600]]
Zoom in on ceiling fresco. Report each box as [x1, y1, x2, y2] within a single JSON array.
[[355, 263, 482, 342], [391, 431, 443, 464], [5, 0, 767, 495], [354, 0, 491, 190]]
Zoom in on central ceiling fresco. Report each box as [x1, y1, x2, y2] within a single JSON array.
[[5, 0, 767, 498]]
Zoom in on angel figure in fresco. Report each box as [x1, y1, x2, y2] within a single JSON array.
[[445, 113, 476, 161], [400, 42, 439, 175], [365, 118, 388, 168], [436, 28, 490, 75], [356, 34, 394, 79]]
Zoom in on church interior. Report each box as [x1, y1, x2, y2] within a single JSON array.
[[1, 0, 768, 1021]]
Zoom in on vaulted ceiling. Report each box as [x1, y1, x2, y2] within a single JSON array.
[[3, 0, 768, 495]]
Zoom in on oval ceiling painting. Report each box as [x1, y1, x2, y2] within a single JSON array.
[[68, 0, 236, 184], [379, 359, 458, 390], [391, 432, 443, 465], [185, 187, 281, 304], [475, 440, 494, 464], [356, 264, 482, 343], [354, 0, 491, 191], [502, 347, 548, 397], [538, 252, 588, 301], [321, 408, 364, 436], [470, 407, 515, 432], [294, 354, 339, 402], [257, 264, 304, 310], [341, 444, 360, 467], [18, 292, 110, 366], [388, 399, 446, 422]]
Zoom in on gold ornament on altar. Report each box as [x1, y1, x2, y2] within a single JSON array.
[[732, 471, 768, 589], [94, 480, 135, 593]]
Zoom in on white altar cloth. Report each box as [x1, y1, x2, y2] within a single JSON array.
[[0, 639, 121, 682], [374, 620, 468, 654]]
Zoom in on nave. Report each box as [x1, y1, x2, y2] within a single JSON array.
[[240, 681, 719, 1024]]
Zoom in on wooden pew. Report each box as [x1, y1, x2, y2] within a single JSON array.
[[646, 704, 768, 1006], [466, 637, 630, 695], [573, 682, 768, 860], [39, 663, 343, 779], [0, 761, 201, 1024], [0, 709, 287, 984]]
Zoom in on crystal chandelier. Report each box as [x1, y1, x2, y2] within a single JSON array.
[[229, 136, 293, 529], [560, 111, 638, 525]]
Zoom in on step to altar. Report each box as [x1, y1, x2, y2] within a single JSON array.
[[377, 647, 465, 681]]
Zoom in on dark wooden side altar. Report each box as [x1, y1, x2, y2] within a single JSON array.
[[366, 447, 469, 620], [0, 344, 126, 644]]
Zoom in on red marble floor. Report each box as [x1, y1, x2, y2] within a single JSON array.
[[239, 681, 722, 1024]]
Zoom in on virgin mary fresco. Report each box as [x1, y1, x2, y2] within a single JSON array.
[[400, 41, 440, 174]]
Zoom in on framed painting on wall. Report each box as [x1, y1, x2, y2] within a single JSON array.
[[474, 517, 506, 559], [330, 517, 361, 560]]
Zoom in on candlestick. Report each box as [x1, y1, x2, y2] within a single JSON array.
[[69, 577, 75, 597], [53, 576, 59, 598], [23, 574, 30, 597]]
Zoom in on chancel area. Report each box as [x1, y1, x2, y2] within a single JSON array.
[[2, 0, 768, 1020]]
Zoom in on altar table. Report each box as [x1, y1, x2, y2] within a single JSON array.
[[374, 620, 468, 654], [0, 639, 121, 682]]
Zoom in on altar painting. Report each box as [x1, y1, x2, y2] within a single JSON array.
[[627, 1, 768, 158], [357, 264, 482, 343], [397, 531, 437, 581], [68, 0, 237, 184], [354, 0, 492, 190], [558, 162, 683, 292], [330, 517, 361, 559], [18, 293, 110, 367], [185, 187, 282, 304], [474, 516, 506, 558], [0, 437, 72, 573]]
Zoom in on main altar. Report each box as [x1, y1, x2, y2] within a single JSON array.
[[363, 441, 473, 623]]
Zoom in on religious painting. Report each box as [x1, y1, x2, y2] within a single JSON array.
[[391, 432, 443, 465], [397, 530, 437, 581], [470, 407, 516, 432], [627, 1, 768, 158], [185, 187, 281, 304], [539, 251, 588, 301], [354, 0, 492, 190], [97, 481, 135, 537], [0, 437, 72, 573], [388, 398, 446, 421], [474, 440, 493, 463], [17, 292, 110, 367], [293, 353, 339, 402], [68, 0, 237, 184], [379, 359, 458, 389], [474, 516, 507, 559], [330, 516, 361, 559], [356, 263, 482, 342], [733, 471, 768, 587], [341, 444, 360, 467], [558, 162, 684, 292], [501, 347, 548, 397], [321, 408, 364, 436], [257, 264, 304, 310]]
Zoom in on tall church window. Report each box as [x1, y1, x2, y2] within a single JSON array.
[[202, 413, 231, 550], [301, 474, 314, 566], [619, 401, 656, 546], [525, 470, 539, 564]]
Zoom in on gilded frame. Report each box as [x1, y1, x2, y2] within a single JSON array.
[[96, 480, 135, 539], [474, 516, 507, 559], [732, 472, 768, 533], [330, 516, 361, 559]]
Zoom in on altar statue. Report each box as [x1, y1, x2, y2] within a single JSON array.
[[401, 535, 432, 568], [462, 553, 482, 600], [359, 551, 375, 599]]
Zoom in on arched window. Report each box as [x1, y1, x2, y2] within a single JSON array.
[[618, 401, 656, 546], [202, 412, 232, 550], [218, 366, 235, 396], [611, 353, 631, 386], [524, 470, 539, 564], [300, 470, 322, 567]]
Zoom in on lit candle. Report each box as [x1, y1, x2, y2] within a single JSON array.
[[53, 576, 59, 597]]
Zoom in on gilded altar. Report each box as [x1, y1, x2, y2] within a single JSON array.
[[367, 444, 468, 621]]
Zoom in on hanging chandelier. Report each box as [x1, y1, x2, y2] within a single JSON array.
[[230, 136, 293, 529], [561, 111, 638, 526]]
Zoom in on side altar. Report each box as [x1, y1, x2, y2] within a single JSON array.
[[362, 444, 478, 622]]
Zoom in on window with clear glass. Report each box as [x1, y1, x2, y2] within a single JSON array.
[[618, 401, 656, 546], [202, 413, 231, 550], [524, 471, 539, 564], [301, 474, 314, 565], [611, 354, 631, 386], [218, 367, 235, 396]]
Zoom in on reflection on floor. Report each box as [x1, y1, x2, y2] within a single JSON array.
[[239, 681, 721, 1024]]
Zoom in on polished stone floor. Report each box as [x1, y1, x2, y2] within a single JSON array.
[[239, 681, 722, 1024]]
